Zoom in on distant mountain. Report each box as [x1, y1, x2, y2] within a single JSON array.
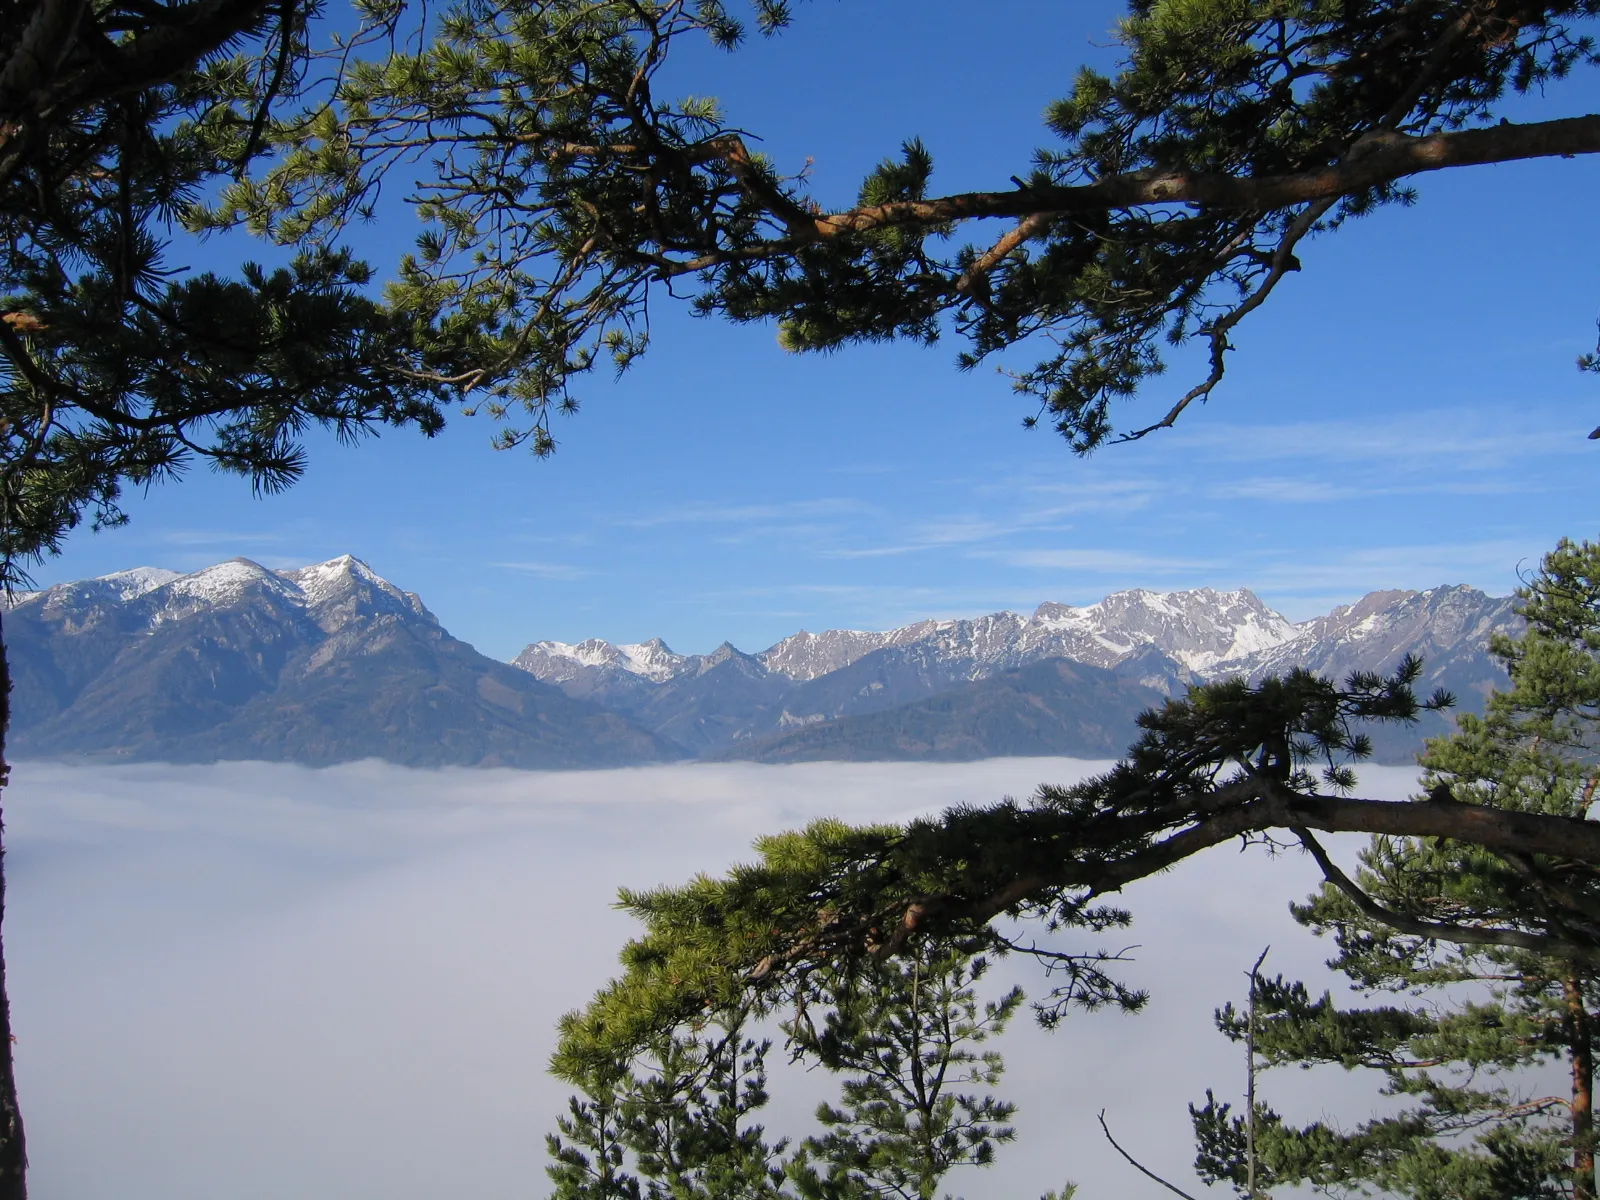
[[6, 557, 1523, 769], [718, 658, 1169, 764], [1213, 585, 1520, 759], [516, 585, 1520, 764], [8, 556, 679, 768]]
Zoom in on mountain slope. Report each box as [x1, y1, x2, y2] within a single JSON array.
[[514, 584, 1516, 763], [10, 557, 679, 768], [720, 658, 1166, 764], [9, 558, 1524, 769]]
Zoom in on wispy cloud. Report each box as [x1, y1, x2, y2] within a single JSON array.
[[1210, 476, 1529, 503], [823, 463, 902, 476], [707, 582, 1047, 633], [619, 498, 868, 528], [1011, 478, 1161, 505], [821, 504, 1092, 560], [1176, 409, 1588, 469], [489, 561, 588, 581], [148, 530, 286, 547], [986, 548, 1218, 573], [1239, 539, 1538, 597]]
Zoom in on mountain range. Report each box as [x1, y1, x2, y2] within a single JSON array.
[[4, 556, 1520, 768], [6, 557, 676, 768]]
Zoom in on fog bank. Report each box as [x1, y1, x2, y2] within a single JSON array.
[[6, 758, 1423, 1199]]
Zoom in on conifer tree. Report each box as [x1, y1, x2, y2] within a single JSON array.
[[1188, 538, 1600, 1199], [552, 541, 1600, 1143], [226, 0, 1600, 450], [1, 3, 459, 1192], [783, 952, 1024, 1200], [548, 946, 1043, 1200]]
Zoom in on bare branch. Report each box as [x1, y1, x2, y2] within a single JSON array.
[[1099, 1110, 1207, 1200], [1295, 828, 1600, 967]]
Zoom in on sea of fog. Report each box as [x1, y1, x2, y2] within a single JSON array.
[[6, 757, 1426, 1200]]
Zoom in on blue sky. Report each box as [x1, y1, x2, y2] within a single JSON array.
[[30, 0, 1600, 660]]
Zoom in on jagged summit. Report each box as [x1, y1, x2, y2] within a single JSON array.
[[7, 554, 672, 768], [513, 635, 687, 683], [3, 558, 1523, 767], [16, 555, 436, 630], [516, 584, 1312, 687], [507, 581, 1516, 764]]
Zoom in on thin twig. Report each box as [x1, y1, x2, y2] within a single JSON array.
[[1098, 1109, 1206, 1200]]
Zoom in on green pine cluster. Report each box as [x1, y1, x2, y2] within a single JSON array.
[[1190, 539, 1600, 1199], [210, 0, 1600, 455], [548, 947, 1066, 1200]]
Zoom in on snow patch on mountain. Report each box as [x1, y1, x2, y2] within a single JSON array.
[[514, 636, 687, 683], [278, 554, 436, 626], [96, 567, 182, 601], [511, 582, 1511, 701], [1212, 585, 1519, 681], [15, 556, 435, 631], [161, 559, 300, 613]]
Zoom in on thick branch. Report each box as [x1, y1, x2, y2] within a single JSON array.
[[1295, 829, 1600, 967], [886, 784, 1600, 951], [0, 0, 88, 110], [790, 115, 1600, 243]]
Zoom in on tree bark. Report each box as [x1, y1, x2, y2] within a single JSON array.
[[1570, 972, 1595, 1200], [707, 114, 1600, 250], [0, 619, 25, 1199]]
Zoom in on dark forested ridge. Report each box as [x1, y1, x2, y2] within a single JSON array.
[[9, 557, 1517, 767]]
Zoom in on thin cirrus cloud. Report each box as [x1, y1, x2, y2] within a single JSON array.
[[822, 504, 1098, 560], [617, 497, 869, 528], [987, 548, 1218, 574], [1210, 476, 1531, 503], [1236, 539, 1542, 596], [1174, 408, 1587, 468], [147, 530, 286, 548], [9, 757, 1431, 1200], [488, 560, 589, 581], [708, 581, 1043, 631]]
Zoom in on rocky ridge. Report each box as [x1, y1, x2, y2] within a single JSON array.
[[8, 556, 677, 768], [513, 584, 1520, 762], [5, 557, 1523, 767]]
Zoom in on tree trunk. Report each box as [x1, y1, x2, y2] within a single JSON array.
[[0, 621, 26, 1198], [1570, 972, 1595, 1200]]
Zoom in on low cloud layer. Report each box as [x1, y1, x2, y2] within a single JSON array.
[[9, 758, 1428, 1200]]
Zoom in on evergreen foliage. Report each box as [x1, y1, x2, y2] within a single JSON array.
[[1188, 538, 1600, 1199], [11, 0, 1600, 570], [553, 541, 1600, 1200], [216, 0, 1600, 451], [552, 657, 1462, 1077], [0, 0, 463, 585], [547, 947, 1054, 1200]]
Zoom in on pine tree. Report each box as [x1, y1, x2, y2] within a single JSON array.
[[1188, 538, 1600, 1200], [550, 540, 1600, 1156], [784, 952, 1024, 1200], [2, 5, 457, 1191], [548, 1027, 789, 1200], [1190, 973, 1575, 1199], [548, 946, 1047, 1200], [223, 0, 1600, 450]]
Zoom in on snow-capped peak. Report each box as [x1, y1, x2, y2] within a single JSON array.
[[94, 566, 182, 601], [159, 558, 301, 610], [614, 638, 687, 681], [275, 555, 435, 625], [513, 636, 686, 683], [13, 555, 436, 631], [1029, 586, 1299, 671], [512, 585, 1308, 687]]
